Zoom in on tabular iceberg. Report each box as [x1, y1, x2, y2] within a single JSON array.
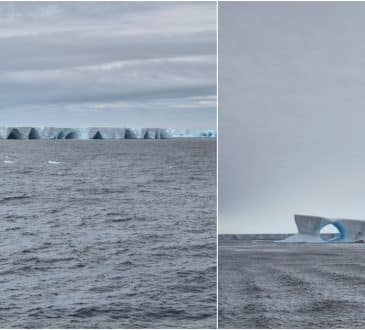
[[281, 214, 365, 243], [0, 127, 216, 140]]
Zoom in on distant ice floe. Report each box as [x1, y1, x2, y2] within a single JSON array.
[[0, 127, 217, 140], [48, 160, 60, 164]]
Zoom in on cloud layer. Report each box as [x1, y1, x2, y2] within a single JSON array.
[[0, 2, 216, 128], [220, 2, 365, 233]]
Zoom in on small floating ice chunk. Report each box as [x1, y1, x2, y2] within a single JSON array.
[[48, 160, 60, 164], [3, 160, 13, 164]]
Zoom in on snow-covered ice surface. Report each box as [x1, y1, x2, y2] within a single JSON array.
[[219, 235, 365, 328]]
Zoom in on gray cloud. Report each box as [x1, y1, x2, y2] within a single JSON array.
[[0, 2, 216, 128], [219, 2, 365, 233]]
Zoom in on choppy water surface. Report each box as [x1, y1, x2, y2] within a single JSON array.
[[0, 139, 216, 328], [219, 236, 365, 328]]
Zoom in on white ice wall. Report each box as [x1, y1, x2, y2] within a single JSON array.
[[281, 214, 365, 243], [0, 127, 216, 140]]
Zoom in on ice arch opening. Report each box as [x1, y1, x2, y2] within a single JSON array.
[[92, 131, 103, 139], [159, 130, 171, 139], [7, 129, 22, 139], [143, 131, 154, 139], [64, 131, 77, 139], [125, 129, 136, 139], [28, 128, 40, 139], [319, 223, 344, 242]]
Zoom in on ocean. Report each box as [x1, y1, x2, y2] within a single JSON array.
[[0, 139, 216, 328], [219, 235, 365, 328]]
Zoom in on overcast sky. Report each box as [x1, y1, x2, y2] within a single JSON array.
[[0, 2, 216, 128], [219, 2, 365, 233]]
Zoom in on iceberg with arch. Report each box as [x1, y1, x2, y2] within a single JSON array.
[[281, 214, 365, 243], [0, 127, 216, 140]]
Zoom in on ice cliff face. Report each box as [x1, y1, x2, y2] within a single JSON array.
[[0, 127, 216, 140], [280, 214, 365, 243]]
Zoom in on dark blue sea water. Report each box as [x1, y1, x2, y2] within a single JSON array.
[[0, 139, 216, 328]]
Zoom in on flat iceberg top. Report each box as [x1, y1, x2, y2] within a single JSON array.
[[0, 127, 217, 140]]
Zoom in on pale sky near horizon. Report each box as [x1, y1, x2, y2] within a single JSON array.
[[219, 2, 365, 234], [0, 2, 216, 129]]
